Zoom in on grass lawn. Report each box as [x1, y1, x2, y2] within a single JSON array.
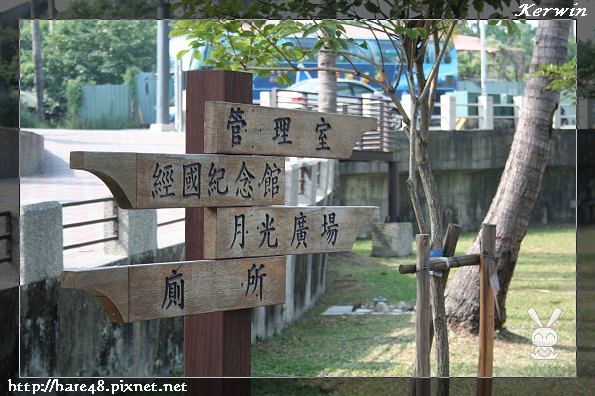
[[251, 225, 576, 379]]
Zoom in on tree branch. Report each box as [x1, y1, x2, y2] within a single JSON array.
[[419, 21, 456, 101]]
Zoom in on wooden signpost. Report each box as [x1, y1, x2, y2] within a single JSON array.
[[61, 70, 379, 380], [203, 206, 378, 259], [62, 257, 286, 323], [70, 152, 286, 209], [204, 101, 377, 159]]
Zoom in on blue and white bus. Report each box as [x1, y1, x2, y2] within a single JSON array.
[[170, 24, 458, 104]]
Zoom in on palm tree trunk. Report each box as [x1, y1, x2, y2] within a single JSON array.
[[445, 17, 572, 333]]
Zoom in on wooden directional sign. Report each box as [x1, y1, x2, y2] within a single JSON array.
[[204, 101, 377, 159], [70, 151, 285, 209], [203, 206, 379, 259], [61, 256, 286, 323]]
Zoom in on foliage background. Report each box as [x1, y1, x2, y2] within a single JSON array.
[[19, 20, 156, 124]]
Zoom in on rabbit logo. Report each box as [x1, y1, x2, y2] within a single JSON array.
[[528, 307, 561, 360]]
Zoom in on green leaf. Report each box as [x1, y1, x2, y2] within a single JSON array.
[[277, 73, 293, 87], [169, 29, 188, 38], [394, 25, 407, 35], [302, 23, 319, 38], [176, 49, 189, 60], [364, 2, 381, 14]]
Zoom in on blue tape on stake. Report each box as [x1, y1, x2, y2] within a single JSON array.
[[430, 250, 444, 257]]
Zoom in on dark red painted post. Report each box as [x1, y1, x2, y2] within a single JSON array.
[[184, 70, 253, 378]]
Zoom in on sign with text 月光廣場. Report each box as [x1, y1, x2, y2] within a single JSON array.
[[203, 102, 377, 159], [202, 206, 379, 259]]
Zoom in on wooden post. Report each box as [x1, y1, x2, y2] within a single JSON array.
[[415, 234, 431, 395], [184, 70, 253, 378], [478, 223, 496, 396]]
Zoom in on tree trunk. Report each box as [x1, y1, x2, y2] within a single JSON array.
[[445, 17, 572, 333], [48, 0, 56, 33], [317, 48, 337, 113], [30, 0, 45, 121]]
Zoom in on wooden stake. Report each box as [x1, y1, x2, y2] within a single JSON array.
[[478, 223, 496, 396], [184, 70, 253, 378], [415, 234, 431, 395]]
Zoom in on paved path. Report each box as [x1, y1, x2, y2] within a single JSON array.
[[20, 129, 187, 269]]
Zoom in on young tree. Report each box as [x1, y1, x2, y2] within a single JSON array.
[[169, 2, 510, 385], [445, 16, 574, 333]]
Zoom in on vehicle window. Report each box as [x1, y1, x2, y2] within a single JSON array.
[[375, 41, 400, 65], [424, 45, 435, 64], [351, 84, 373, 96], [424, 42, 452, 64], [292, 81, 319, 92], [337, 83, 353, 96], [336, 40, 371, 63]]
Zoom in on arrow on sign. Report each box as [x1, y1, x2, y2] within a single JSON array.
[[70, 151, 286, 209], [203, 206, 379, 259], [204, 101, 377, 159], [61, 256, 286, 323]]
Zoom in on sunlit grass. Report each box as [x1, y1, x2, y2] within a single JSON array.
[[252, 225, 576, 379]]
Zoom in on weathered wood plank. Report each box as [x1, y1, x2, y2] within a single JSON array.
[[70, 151, 285, 209], [478, 223, 496, 395], [61, 266, 129, 323], [203, 206, 379, 259], [61, 256, 286, 323], [204, 101, 377, 159], [415, 234, 431, 393], [399, 254, 479, 274]]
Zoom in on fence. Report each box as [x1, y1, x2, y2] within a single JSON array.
[[264, 89, 576, 135], [78, 84, 132, 128], [0, 211, 12, 264], [61, 198, 118, 251]]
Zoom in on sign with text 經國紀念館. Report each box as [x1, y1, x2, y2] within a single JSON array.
[[203, 102, 377, 159], [202, 205, 379, 259], [61, 256, 286, 323], [70, 151, 285, 209]]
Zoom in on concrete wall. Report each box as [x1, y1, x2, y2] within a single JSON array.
[[0, 129, 44, 178], [338, 129, 576, 233], [17, 158, 337, 376]]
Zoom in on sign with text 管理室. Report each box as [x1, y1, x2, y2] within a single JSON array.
[[204, 102, 377, 159]]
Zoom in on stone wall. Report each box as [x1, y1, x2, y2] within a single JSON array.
[[338, 129, 576, 233]]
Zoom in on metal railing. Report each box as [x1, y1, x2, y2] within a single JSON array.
[[271, 88, 399, 153], [267, 89, 577, 134], [61, 197, 118, 250], [0, 211, 12, 264], [158, 217, 185, 227]]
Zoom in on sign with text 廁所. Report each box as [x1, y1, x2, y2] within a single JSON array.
[[203, 206, 379, 259], [61, 256, 286, 323], [70, 151, 285, 209], [204, 102, 377, 159]]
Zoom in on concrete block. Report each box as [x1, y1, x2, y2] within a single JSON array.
[[104, 202, 157, 256], [19, 201, 63, 285], [371, 222, 413, 257]]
